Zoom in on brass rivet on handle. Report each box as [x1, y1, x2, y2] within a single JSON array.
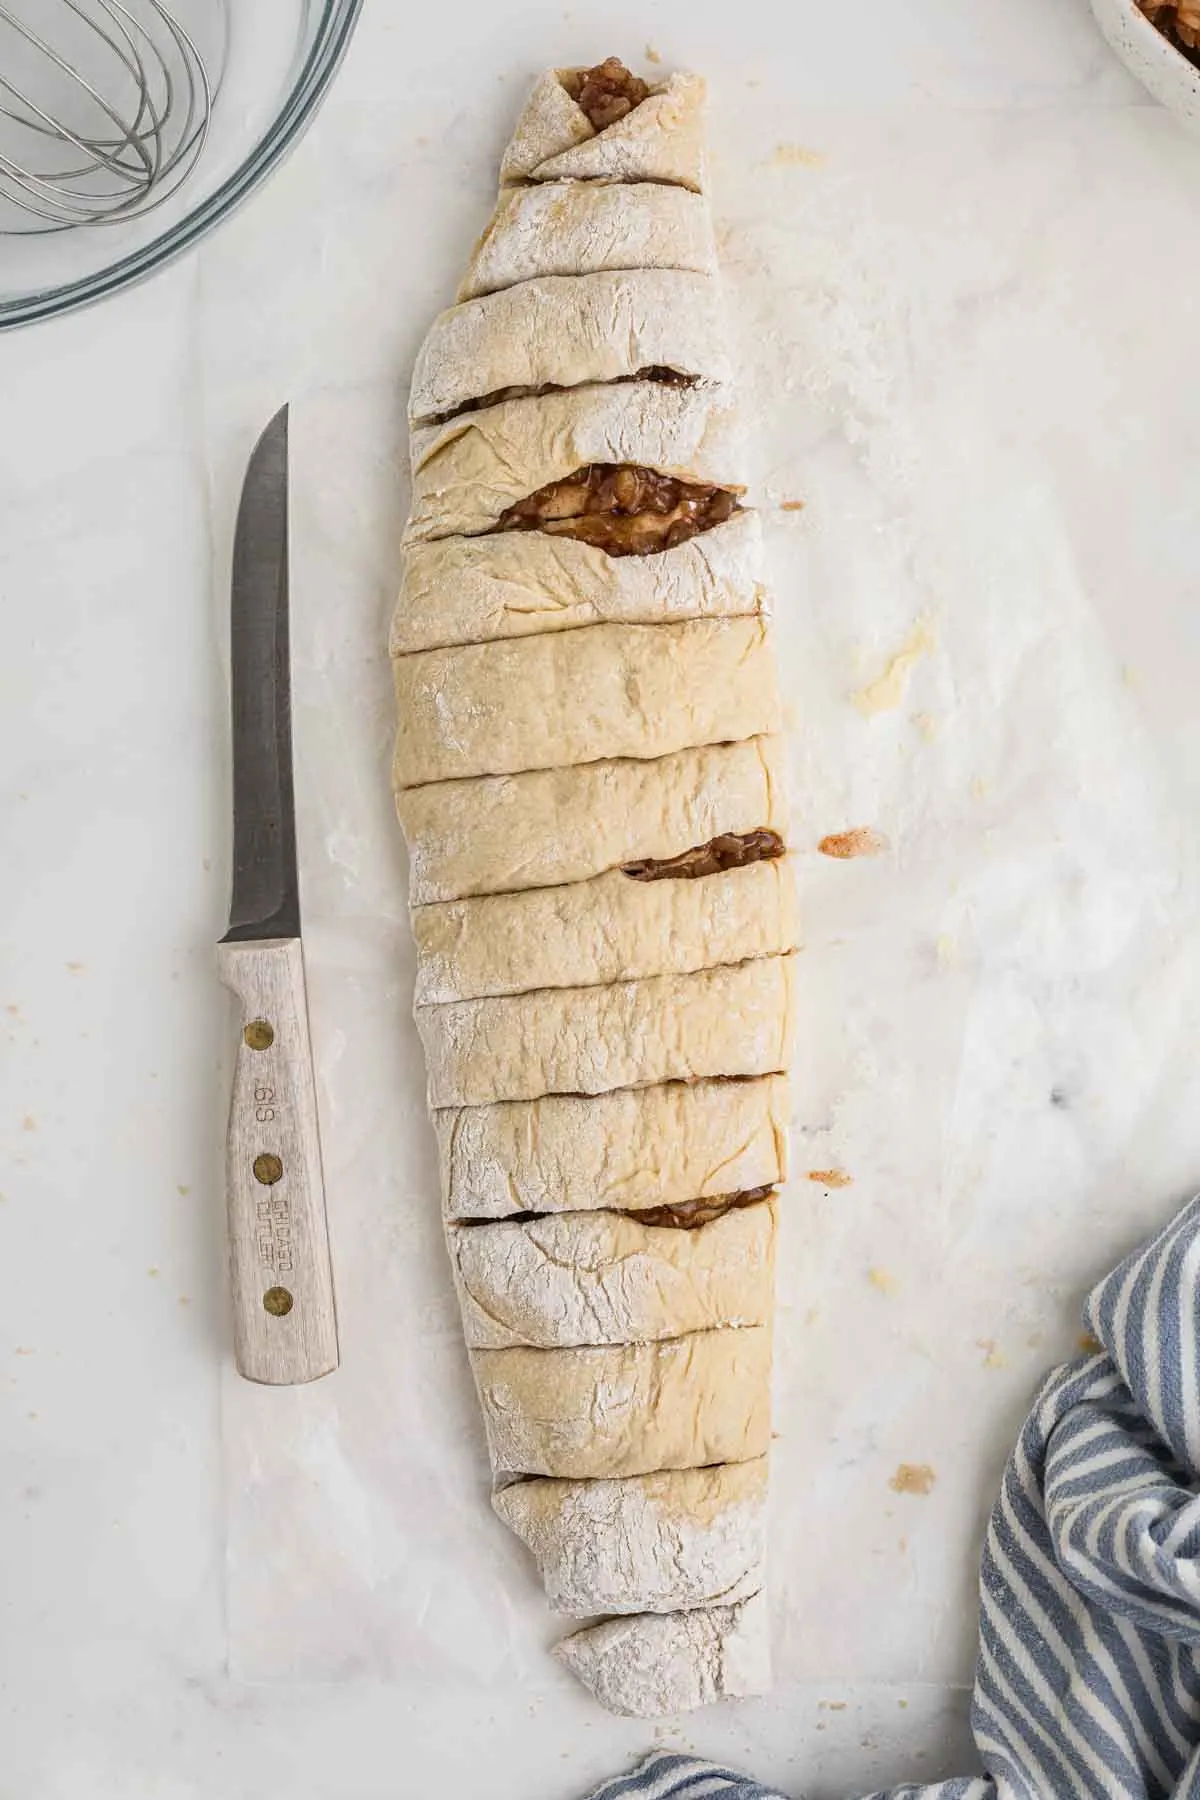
[[244, 1019, 274, 1051], [253, 1153, 283, 1185], [263, 1286, 294, 1317]]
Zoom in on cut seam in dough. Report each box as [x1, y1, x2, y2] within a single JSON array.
[[435, 1073, 791, 1222], [397, 736, 789, 905]]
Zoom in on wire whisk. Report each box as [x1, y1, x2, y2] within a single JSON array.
[[0, 0, 223, 233]]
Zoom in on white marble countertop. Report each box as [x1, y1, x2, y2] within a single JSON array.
[[3, 3, 1200, 1796]]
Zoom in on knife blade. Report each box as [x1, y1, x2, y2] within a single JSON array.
[[217, 405, 339, 1386]]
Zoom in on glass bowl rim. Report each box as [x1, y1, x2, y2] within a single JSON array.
[[0, 0, 365, 333]]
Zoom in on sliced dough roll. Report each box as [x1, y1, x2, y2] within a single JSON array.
[[500, 69, 706, 191], [390, 510, 763, 656], [409, 269, 729, 425], [406, 381, 743, 545], [417, 953, 796, 1108], [437, 1074, 789, 1221], [494, 1460, 767, 1615], [451, 1198, 775, 1349], [458, 180, 716, 304], [554, 1593, 770, 1718], [398, 736, 787, 905], [472, 1324, 771, 1478], [393, 617, 778, 789], [412, 857, 799, 1004]]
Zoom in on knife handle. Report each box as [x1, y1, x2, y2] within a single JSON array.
[[217, 937, 339, 1385]]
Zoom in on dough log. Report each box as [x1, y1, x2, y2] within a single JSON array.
[[395, 57, 796, 1717]]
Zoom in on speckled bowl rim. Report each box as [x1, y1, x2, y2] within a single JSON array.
[[1089, 0, 1200, 129]]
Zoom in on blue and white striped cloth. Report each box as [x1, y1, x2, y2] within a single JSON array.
[[587, 1192, 1200, 1800]]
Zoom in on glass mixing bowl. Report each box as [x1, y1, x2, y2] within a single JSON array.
[[0, 0, 363, 331]]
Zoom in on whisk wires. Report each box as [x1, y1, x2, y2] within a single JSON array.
[[0, 0, 215, 232]]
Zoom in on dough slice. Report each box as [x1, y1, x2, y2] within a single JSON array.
[[406, 380, 743, 545], [392, 617, 779, 788], [417, 953, 797, 1108], [412, 857, 798, 1004], [500, 68, 706, 191], [493, 1460, 767, 1614], [397, 509, 765, 660], [451, 1198, 775, 1349], [458, 181, 716, 304], [437, 1074, 789, 1221], [555, 1593, 770, 1718], [472, 1324, 771, 1478], [390, 510, 764, 655], [398, 736, 787, 905], [409, 270, 729, 425]]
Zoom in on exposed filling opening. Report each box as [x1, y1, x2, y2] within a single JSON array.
[[426, 366, 695, 428], [623, 829, 786, 882], [496, 462, 741, 556], [562, 57, 650, 132], [635, 1186, 776, 1229], [457, 1185, 775, 1232]]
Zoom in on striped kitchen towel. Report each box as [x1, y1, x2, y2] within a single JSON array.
[[586, 1191, 1200, 1800]]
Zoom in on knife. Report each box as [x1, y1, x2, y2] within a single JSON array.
[[216, 405, 339, 1386]]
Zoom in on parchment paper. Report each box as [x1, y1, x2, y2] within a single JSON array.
[[197, 25, 1200, 1738]]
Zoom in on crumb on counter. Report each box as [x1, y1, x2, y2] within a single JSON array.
[[890, 1462, 936, 1497], [807, 1168, 853, 1188]]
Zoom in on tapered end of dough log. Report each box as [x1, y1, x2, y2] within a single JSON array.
[[493, 1461, 767, 1614], [500, 67, 707, 191], [554, 1592, 770, 1717]]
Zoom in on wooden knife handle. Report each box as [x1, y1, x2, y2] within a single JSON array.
[[217, 937, 339, 1385]]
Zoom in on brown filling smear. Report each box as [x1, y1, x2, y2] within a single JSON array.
[[562, 57, 650, 132], [636, 1186, 776, 1229], [430, 367, 693, 428], [461, 1185, 776, 1232], [496, 463, 740, 556], [623, 829, 785, 882]]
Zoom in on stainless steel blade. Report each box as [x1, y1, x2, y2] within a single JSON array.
[[221, 404, 300, 944]]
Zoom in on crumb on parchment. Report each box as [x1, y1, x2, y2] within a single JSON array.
[[852, 619, 935, 716], [818, 827, 888, 859], [767, 143, 825, 168]]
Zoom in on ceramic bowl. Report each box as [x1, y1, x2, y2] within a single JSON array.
[[1090, 0, 1200, 131]]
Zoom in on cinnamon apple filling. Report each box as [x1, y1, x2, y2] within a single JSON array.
[[636, 1186, 775, 1229], [562, 57, 649, 131], [622, 830, 785, 881], [496, 462, 740, 556]]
